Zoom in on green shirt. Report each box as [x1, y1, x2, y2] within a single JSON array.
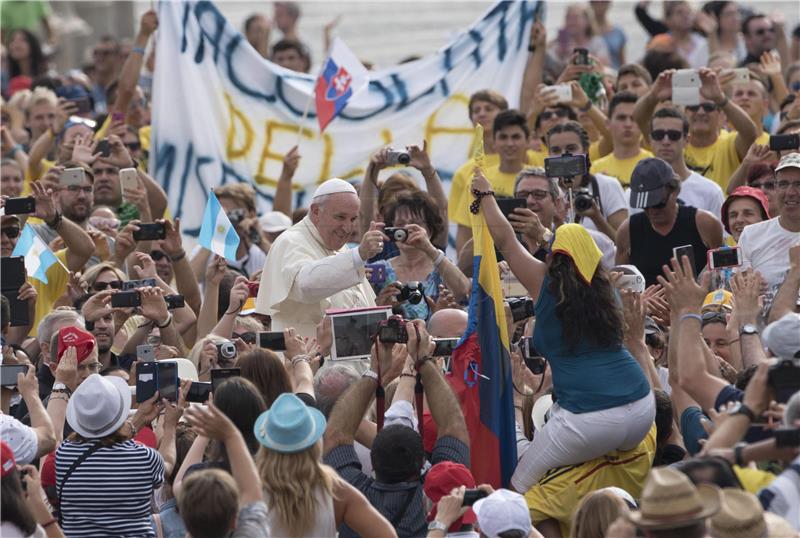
[[1, 1, 51, 32]]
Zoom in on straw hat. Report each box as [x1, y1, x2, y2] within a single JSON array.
[[711, 488, 798, 538], [627, 467, 721, 530]]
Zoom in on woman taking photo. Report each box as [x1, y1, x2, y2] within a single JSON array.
[[471, 170, 655, 493]]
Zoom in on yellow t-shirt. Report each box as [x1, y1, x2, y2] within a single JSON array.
[[697, 131, 769, 192], [525, 424, 657, 537], [588, 140, 602, 163], [684, 130, 734, 177], [451, 164, 520, 227], [448, 150, 543, 227], [590, 148, 654, 187], [29, 249, 69, 336]]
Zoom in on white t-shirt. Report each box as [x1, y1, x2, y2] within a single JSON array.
[[679, 172, 725, 219], [576, 173, 628, 238], [0, 413, 38, 464], [738, 217, 800, 291]]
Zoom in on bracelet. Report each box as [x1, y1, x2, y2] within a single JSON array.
[[527, 44, 536, 52], [46, 211, 62, 229], [291, 354, 311, 366], [414, 356, 436, 371], [132, 46, 146, 55], [42, 518, 57, 529], [432, 250, 445, 267], [734, 442, 746, 467], [126, 418, 138, 437], [49, 394, 69, 402], [361, 370, 379, 382], [137, 319, 155, 329], [155, 312, 173, 329], [679, 313, 702, 323], [171, 250, 186, 263], [469, 188, 495, 215], [400, 372, 416, 379]]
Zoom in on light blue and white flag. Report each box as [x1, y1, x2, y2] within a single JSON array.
[[11, 224, 60, 284], [198, 190, 240, 262]]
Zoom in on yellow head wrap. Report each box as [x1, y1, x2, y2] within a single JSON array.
[[550, 224, 603, 284]]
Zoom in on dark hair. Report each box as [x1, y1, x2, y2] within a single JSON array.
[[664, 0, 689, 19], [271, 39, 310, 64], [244, 13, 266, 33], [169, 423, 198, 486], [67, 430, 130, 447], [653, 389, 674, 445], [100, 365, 128, 377], [746, 162, 776, 183], [468, 90, 509, 120], [642, 49, 688, 82], [617, 63, 653, 86], [702, 1, 735, 36], [7, 29, 46, 80], [742, 13, 769, 35], [211, 377, 266, 464], [497, 531, 528, 538], [675, 457, 744, 489], [534, 104, 577, 132], [652, 107, 690, 136], [547, 255, 624, 351], [238, 348, 293, 408], [371, 425, 424, 483], [546, 121, 590, 153], [1, 468, 37, 535], [607, 91, 638, 119], [383, 191, 445, 242], [493, 109, 529, 138]]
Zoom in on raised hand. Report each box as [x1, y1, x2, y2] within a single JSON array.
[[650, 70, 674, 102], [280, 145, 301, 179], [131, 251, 158, 279], [139, 286, 169, 325], [99, 135, 135, 169], [160, 218, 184, 258], [81, 289, 116, 322], [359, 221, 387, 261], [730, 268, 763, 325], [657, 256, 709, 314], [206, 254, 228, 286], [71, 133, 99, 164], [698, 68, 725, 104], [138, 8, 159, 37], [407, 140, 434, 174], [29, 181, 57, 222]]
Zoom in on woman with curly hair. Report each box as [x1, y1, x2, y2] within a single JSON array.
[[472, 170, 655, 493]]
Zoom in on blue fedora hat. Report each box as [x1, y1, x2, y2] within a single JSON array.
[[253, 393, 326, 453]]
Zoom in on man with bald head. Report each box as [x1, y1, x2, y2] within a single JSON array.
[[427, 308, 468, 339], [256, 178, 386, 337]]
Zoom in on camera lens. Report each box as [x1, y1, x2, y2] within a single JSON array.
[[217, 342, 237, 360], [574, 192, 593, 212], [397, 153, 411, 165], [393, 228, 408, 242]]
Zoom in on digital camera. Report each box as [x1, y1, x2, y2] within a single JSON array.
[[386, 148, 411, 165], [573, 188, 594, 212], [384, 227, 408, 242], [507, 297, 535, 323], [397, 281, 424, 305], [216, 341, 238, 363], [377, 316, 409, 344]]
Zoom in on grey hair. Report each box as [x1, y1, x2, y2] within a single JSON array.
[[514, 167, 560, 202], [784, 390, 800, 427], [37, 308, 85, 345], [314, 364, 360, 418]]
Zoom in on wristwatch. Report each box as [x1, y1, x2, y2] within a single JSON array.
[[739, 324, 759, 337], [728, 401, 756, 422], [428, 520, 448, 533], [51, 382, 71, 396]]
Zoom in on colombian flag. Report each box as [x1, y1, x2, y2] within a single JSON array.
[[449, 125, 517, 487]]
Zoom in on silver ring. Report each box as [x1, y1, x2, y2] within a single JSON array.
[[378, 241, 384, 248]]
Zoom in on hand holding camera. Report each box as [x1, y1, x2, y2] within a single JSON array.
[[403, 224, 438, 259], [405, 319, 434, 361], [113, 220, 142, 263], [697, 68, 725, 105], [283, 327, 307, 361], [228, 276, 250, 314]]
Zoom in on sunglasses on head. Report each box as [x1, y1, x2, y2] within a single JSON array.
[[1, 227, 20, 239], [701, 311, 728, 324], [232, 331, 256, 344], [540, 109, 570, 121], [92, 280, 123, 291], [685, 103, 717, 114], [651, 129, 683, 142]]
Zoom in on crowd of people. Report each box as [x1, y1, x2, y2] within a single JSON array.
[[2, 1, 800, 537]]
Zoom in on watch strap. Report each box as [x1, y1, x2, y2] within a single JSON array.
[[428, 520, 448, 532], [734, 442, 747, 467], [732, 402, 756, 422]]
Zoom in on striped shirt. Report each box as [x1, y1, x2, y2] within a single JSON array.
[[56, 440, 164, 538]]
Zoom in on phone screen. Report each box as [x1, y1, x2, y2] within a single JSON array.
[[157, 362, 178, 402], [258, 331, 286, 351], [0, 364, 29, 386], [4, 197, 35, 215], [496, 198, 527, 220], [331, 310, 390, 360], [132, 223, 166, 241], [432, 338, 459, 357], [111, 291, 141, 308], [136, 362, 158, 403], [211, 368, 241, 393], [710, 248, 741, 269], [186, 381, 212, 403]]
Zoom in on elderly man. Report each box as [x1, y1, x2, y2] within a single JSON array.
[[256, 178, 384, 338]]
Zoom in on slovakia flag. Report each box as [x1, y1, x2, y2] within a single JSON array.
[[314, 38, 368, 132]]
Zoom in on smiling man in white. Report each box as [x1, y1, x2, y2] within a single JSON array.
[[256, 178, 385, 338]]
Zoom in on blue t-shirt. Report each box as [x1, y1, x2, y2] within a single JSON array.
[[371, 258, 442, 321], [532, 276, 651, 413]]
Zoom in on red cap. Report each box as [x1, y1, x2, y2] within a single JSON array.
[[424, 461, 477, 530], [57, 326, 96, 364], [1, 441, 16, 477], [720, 186, 770, 235]]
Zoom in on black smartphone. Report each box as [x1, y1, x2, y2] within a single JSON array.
[[432, 338, 459, 357], [769, 134, 800, 152], [258, 331, 286, 351], [545, 154, 587, 179], [68, 97, 92, 115], [4, 197, 35, 215], [164, 294, 185, 310], [136, 361, 158, 403], [462, 489, 489, 507], [132, 223, 166, 241], [1, 256, 26, 290], [186, 381, 212, 403], [774, 428, 800, 448], [211, 367, 241, 393], [122, 278, 157, 291], [672, 245, 697, 277], [96, 139, 111, 157], [111, 290, 141, 308], [0, 364, 29, 387], [496, 198, 527, 220], [573, 47, 590, 65], [157, 362, 178, 402], [1, 289, 28, 327]]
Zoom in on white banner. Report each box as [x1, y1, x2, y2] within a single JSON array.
[[151, 0, 540, 240]]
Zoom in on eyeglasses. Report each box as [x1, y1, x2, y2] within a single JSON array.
[[649, 197, 670, 210], [685, 103, 717, 113], [651, 129, 683, 141], [1, 227, 20, 238], [92, 280, 123, 291], [125, 142, 141, 152], [233, 331, 256, 344], [777, 180, 800, 190], [63, 185, 93, 194], [749, 180, 776, 191], [515, 189, 549, 201], [78, 362, 103, 373], [540, 109, 570, 121], [150, 250, 170, 261], [88, 216, 120, 230]]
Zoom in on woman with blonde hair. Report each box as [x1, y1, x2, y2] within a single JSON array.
[[253, 392, 396, 537], [570, 488, 631, 538], [550, 4, 611, 68]]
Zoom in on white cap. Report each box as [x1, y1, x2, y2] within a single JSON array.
[[312, 178, 357, 199], [473, 489, 532, 538], [775, 152, 800, 173], [532, 394, 553, 431], [259, 211, 292, 233], [762, 313, 800, 359]]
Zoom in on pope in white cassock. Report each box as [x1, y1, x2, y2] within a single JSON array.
[[255, 178, 387, 338]]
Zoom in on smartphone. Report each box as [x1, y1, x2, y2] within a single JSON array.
[[136, 361, 158, 403], [769, 134, 800, 152], [672, 69, 701, 106], [731, 67, 750, 83], [1, 289, 28, 327], [544, 154, 587, 179], [258, 331, 287, 351], [186, 381, 212, 403], [211, 367, 241, 393], [672, 245, 697, 277], [573, 48, 590, 65], [111, 290, 141, 308], [496, 198, 527, 220], [121, 278, 157, 291], [68, 97, 92, 115], [708, 247, 742, 270], [462, 489, 489, 507], [3, 197, 35, 215], [432, 338, 459, 357], [366, 263, 387, 286], [136, 344, 155, 362], [96, 139, 111, 158], [548, 84, 572, 104], [1, 256, 26, 290], [0, 364, 29, 387], [132, 223, 166, 241], [111, 112, 125, 123], [157, 361, 178, 402], [60, 167, 85, 187], [119, 168, 139, 194], [164, 294, 185, 310]]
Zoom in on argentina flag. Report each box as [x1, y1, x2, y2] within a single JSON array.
[[11, 225, 60, 284], [198, 190, 240, 262]]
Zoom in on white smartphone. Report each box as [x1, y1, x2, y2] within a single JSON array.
[[672, 69, 701, 106], [119, 168, 139, 194], [548, 84, 573, 104], [707, 246, 742, 270], [731, 68, 750, 84], [60, 167, 85, 186], [136, 344, 155, 362]]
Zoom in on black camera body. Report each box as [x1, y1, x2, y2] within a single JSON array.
[[377, 316, 408, 344], [774, 428, 800, 448], [573, 188, 594, 212], [768, 358, 800, 403], [397, 281, 424, 305], [507, 297, 535, 323], [384, 227, 408, 242], [544, 153, 587, 180], [216, 341, 237, 363]]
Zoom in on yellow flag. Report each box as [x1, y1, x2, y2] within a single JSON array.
[[470, 124, 485, 174]]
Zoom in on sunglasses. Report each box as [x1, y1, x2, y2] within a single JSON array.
[[88, 216, 120, 230], [1, 227, 20, 238], [150, 250, 170, 262], [685, 103, 717, 114], [125, 142, 141, 152], [701, 311, 728, 325], [540, 109, 570, 121], [232, 331, 256, 344], [92, 280, 123, 291], [651, 129, 683, 142], [516, 189, 549, 201]]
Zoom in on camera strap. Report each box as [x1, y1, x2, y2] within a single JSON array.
[[413, 325, 425, 439], [374, 339, 385, 431]]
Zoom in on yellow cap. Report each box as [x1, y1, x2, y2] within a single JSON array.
[[702, 289, 733, 310], [551, 224, 602, 284]]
